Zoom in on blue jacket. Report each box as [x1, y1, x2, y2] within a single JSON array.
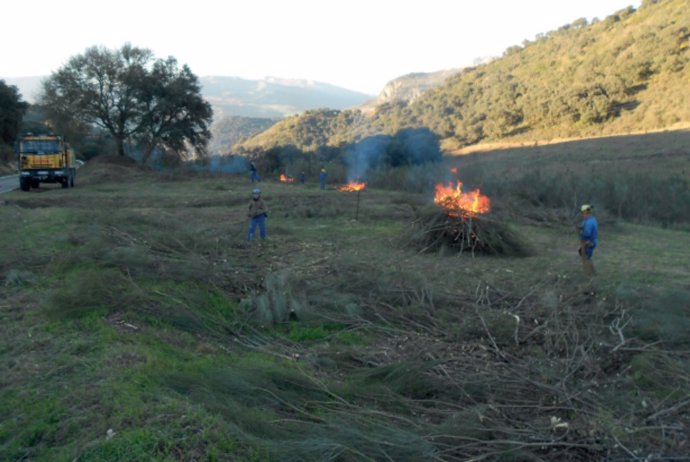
[[580, 215, 599, 247]]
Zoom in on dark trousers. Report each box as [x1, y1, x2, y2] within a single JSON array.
[[248, 214, 266, 240]]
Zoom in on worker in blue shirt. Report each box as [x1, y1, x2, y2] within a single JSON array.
[[319, 167, 327, 190], [578, 204, 598, 276]]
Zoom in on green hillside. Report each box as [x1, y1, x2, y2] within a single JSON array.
[[209, 116, 278, 155], [237, 0, 690, 153], [237, 109, 375, 153]]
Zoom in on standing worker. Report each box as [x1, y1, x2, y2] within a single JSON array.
[[578, 204, 598, 276], [319, 167, 327, 190], [247, 188, 267, 241], [249, 160, 260, 183]]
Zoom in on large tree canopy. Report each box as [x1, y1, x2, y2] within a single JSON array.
[[40, 44, 212, 161], [0, 80, 29, 145]]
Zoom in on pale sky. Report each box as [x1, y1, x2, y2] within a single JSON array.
[[1, 0, 640, 95]]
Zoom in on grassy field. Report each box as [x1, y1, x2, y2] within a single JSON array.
[[1, 144, 689, 461], [447, 130, 690, 227]]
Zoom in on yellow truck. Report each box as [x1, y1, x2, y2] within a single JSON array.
[[16, 134, 76, 191]]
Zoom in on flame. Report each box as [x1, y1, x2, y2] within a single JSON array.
[[338, 181, 366, 192], [434, 181, 491, 217], [279, 173, 294, 183]]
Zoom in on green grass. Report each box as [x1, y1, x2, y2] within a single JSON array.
[[1, 147, 689, 460]]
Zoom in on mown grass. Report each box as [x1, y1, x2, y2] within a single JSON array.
[[1, 140, 689, 461]]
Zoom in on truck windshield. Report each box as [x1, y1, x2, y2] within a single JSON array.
[[20, 140, 61, 154]]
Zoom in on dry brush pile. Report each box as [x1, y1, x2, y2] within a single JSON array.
[[408, 207, 530, 256]]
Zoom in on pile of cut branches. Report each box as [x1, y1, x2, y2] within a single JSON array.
[[409, 207, 529, 256]]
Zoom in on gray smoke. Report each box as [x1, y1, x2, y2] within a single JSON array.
[[343, 128, 441, 181], [344, 135, 389, 181], [191, 155, 249, 174]]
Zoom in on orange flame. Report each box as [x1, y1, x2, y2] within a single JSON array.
[[279, 173, 294, 183], [434, 181, 491, 217], [338, 181, 366, 192]]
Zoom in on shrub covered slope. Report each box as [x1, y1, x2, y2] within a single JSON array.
[[238, 0, 690, 153]]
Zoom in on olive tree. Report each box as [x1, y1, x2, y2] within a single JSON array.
[[136, 57, 213, 164], [40, 44, 212, 162]]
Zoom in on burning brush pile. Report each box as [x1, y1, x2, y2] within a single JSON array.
[[338, 180, 366, 220], [410, 179, 528, 256]]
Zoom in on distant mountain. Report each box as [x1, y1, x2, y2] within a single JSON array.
[[238, 0, 690, 153], [202, 76, 374, 154], [200, 76, 373, 118]]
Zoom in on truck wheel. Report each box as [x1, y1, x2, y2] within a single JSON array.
[[20, 177, 30, 191], [62, 178, 69, 188], [70, 172, 75, 188], [31, 180, 40, 188]]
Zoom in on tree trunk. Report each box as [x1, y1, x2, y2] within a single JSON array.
[[117, 138, 125, 157]]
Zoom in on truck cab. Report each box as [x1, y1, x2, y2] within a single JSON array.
[[16, 134, 76, 191]]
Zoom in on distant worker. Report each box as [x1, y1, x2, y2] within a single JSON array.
[[299, 171, 306, 184], [249, 160, 260, 183], [578, 204, 598, 276], [247, 188, 267, 241], [319, 167, 327, 190]]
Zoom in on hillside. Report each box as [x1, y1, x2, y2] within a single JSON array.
[[209, 115, 277, 155], [2, 133, 689, 460], [237, 0, 690, 153]]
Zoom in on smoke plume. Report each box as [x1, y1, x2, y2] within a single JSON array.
[[343, 128, 441, 181]]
